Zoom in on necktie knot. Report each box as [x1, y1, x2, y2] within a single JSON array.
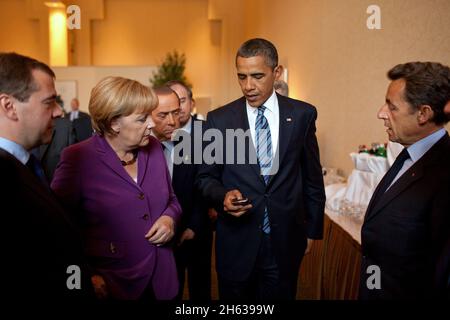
[[257, 105, 266, 116], [395, 148, 410, 164]]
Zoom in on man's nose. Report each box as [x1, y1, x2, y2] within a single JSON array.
[[377, 104, 388, 120], [167, 113, 175, 125], [147, 117, 155, 129], [53, 104, 63, 118], [244, 78, 255, 91]]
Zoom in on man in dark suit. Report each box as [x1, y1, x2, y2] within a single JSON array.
[[360, 62, 450, 299], [152, 85, 212, 300], [196, 38, 326, 300], [0, 52, 91, 300], [35, 109, 75, 182], [166, 81, 213, 300], [69, 98, 93, 142]]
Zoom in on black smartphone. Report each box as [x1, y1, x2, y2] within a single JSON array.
[[232, 197, 250, 206]]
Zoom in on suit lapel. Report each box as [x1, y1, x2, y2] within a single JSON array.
[[268, 95, 294, 186], [94, 135, 140, 189], [232, 100, 265, 185], [137, 142, 150, 187], [365, 165, 424, 222]]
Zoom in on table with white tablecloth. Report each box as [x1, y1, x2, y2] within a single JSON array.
[[298, 209, 363, 299]]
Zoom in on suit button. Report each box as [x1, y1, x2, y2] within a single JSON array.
[[138, 193, 145, 200], [142, 214, 149, 220]]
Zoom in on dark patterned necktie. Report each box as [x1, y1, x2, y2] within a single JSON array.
[[26, 154, 49, 187], [370, 147, 410, 206]]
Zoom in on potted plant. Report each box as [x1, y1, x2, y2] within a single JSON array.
[[150, 50, 192, 89]]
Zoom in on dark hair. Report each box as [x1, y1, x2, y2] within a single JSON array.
[[388, 62, 450, 125], [165, 80, 193, 100], [153, 85, 180, 106], [236, 38, 278, 69], [0, 52, 55, 102]]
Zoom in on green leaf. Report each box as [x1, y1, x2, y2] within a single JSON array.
[[150, 50, 192, 89]]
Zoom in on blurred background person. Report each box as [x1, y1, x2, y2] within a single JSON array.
[[70, 97, 93, 142], [274, 79, 289, 97], [52, 76, 181, 300]]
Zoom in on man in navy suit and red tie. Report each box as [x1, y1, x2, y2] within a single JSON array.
[[197, 38, 326, 300], [360, 62, 450, 299]]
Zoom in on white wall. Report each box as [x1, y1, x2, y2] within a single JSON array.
[[53, 66, 157, 112]]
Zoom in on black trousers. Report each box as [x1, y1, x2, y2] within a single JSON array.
[[175, 230, 213, 300], [218, 233, 302, 300]]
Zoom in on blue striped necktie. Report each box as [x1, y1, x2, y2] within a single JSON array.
[[256, 105, 272, 234]]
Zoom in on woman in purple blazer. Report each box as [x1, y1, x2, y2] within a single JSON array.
[[52, 76, 182, 300]]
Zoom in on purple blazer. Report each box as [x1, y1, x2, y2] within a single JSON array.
[[51, 134, 182, 299]]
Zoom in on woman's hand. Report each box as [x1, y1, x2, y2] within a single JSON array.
[[145, 215, 175, 246]]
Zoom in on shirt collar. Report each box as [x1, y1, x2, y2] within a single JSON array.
[[246, 90, 278, 115], [406, 128, 446, 162], [180, 116, 192, 134], [161, 140, 174, 150], [0, 137, 30, 165]]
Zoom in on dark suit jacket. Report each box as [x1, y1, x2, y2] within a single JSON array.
[[360, 133, 450, 299], [37, 116, 74, 182], [172, 117, 209, 236], [72, 111, 93, 142], [0, 148, 90, 300], [196, 94, 326, 282]]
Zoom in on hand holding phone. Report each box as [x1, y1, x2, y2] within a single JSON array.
[[224, 190, 252, 217], [232, 197, 250, 206]]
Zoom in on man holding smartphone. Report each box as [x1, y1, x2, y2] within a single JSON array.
[[197, 38, 325, 300]]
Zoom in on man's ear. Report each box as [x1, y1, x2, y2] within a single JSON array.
[[274, 65, 283, 80], [0, 94, 19, 120], [417, 105, 434, 124]]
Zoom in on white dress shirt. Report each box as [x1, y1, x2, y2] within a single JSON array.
[[70, 110, 79, 121], [180, 116, 192, 135], [161, 140, 174, 179], [246, 90, 280, 156]]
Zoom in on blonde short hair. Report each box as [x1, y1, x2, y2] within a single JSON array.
[[89, 76, 158, 135]]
